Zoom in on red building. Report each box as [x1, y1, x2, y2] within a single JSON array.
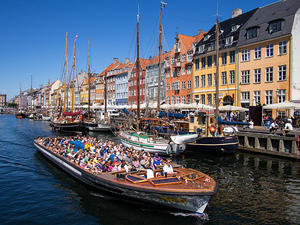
[[128, 58, 149, 106]]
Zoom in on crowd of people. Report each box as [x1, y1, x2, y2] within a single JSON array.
[[36, 136, 174, 179]]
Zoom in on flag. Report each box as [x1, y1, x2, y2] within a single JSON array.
[[74, 34, 78, 40]]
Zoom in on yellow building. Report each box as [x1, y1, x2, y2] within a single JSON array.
[[193, 9, 257, 106], [236, 0, 300, 117]]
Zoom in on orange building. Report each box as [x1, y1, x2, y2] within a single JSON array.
[[165, 31, 206, 105]]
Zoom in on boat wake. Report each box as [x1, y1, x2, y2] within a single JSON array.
[[170, 212, 209, 220]]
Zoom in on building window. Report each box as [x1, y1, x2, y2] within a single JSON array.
[[195, 76, 199, 89], [241, 92, 250, 103], [201, 75, 205, 87], [187, 80, 192, 89], [201, 94, 205, 104], [269, 20, 282, 33], [171, 57, 175, 64], [207, 56, 212, 67], [278, 65, 286, 81], [265, 90, 273, 104], [187, 66, 192, 74], [187, 94, 191, 104], [221, 52, 227, 65], [182, 67, 185, 75], [246, 27, 258, 39], [182, 81, 186, 90], [225, 36, 233, 46], [176, 96, 180, 104], [254, 69, 261, 83], [279, 41, 287, 55], [166, 96, 170, 104], [277, 89, 286, 103], [167, 83, 170, 90], [266, 67, 273, 82], [241, 49, 250, 61], [241, 70, 250, 84], [182, 54, 186, 62], [207, 74, 212, 87], [201, 57, 206, 68], [176, 68, 180, 76], [229, 70, 235, 84], [221, 72, 227, 85], [254, 47, 261, 59], [195, 58, 200, 70], [254, 91, 261, 104], [229, 51, 235, 64], [172, 70, 176, 77], [207, 94, 212, 105], [266, 44, 273, 57], [182, 96, 185, 104], [172, 96, 175, 104]]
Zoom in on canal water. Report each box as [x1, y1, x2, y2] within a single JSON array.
[[0, 114, 299, 225]]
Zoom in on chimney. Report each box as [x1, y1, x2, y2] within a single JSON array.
[[113, 57, 119, 63], [197, 29, 204, 35], [124, 57, 130, 64], [232, 8, 242, 18]]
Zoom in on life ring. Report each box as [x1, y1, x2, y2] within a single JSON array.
[[209, 124, 216, 134]]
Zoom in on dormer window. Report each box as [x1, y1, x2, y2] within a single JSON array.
[[231, 24, 240, 32], [246, 27, 258, 39], [203, 34, 211, 41], [225, 36, 233, 46], [269, 19, 283, 34], [199, 44, 205, 53]]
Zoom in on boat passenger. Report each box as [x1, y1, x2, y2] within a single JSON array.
[[153, 153, 161, 167], [163, 158, 174, 176], [146, 165, 154, 179]]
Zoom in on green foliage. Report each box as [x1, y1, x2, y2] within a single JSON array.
[[7, 103, 18, 108]]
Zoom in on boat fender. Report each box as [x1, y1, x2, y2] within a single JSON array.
[[209, 124, 216, 134]]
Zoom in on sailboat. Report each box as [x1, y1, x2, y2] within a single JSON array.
[[119, 2, 187, 155], [186, 17, 238, 154], [50, 33, 82, 132], [15, 83, 26, 119]]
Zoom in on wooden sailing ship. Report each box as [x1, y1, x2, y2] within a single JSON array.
[[50, 33, 82, 132]]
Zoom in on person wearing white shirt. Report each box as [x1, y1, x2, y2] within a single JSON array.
[[163, 158, 174, 176]]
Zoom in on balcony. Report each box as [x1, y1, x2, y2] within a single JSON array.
[[175, 47, 180, 53], [164, 63, 170, 69]]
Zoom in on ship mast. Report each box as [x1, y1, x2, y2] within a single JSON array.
[[104, 69, 107, 118], [157, 1, 165, 112], [30, 75, 33, 112], [88, 39, 91, 120], [71, 35, 77, 112], [63, 32, 68, 113], [136, 8, 140, 124], [215, 17, 220, 134]]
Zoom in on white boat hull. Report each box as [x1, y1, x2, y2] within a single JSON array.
[[119, 131, 185, 155], [170, 133, 199, 144]]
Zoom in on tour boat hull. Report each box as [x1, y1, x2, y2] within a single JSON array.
[[34, 141, 216, 214], [119, 131, 186, 156], [186, 136, 238, 154]]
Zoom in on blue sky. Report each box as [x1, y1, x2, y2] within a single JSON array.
[[0, 0, 277, 99]]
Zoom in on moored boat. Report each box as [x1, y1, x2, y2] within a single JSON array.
[[34, 137, 217, 214], [119, 130, 186, 155], [15, 112, 26, 119]]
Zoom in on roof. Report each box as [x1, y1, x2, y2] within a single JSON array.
[[194, 8, 258, 56], [145, 52, 170, 66], [176, 32, 207, 52], [237, 0, 300, 47], [99, 61, 121, 76]]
